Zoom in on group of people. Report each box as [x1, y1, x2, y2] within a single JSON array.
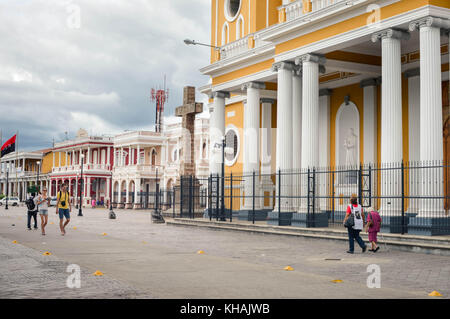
[[344, 195, 382, 254], [26, 184, 72, 236]]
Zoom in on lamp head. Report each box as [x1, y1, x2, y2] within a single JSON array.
[[184, 39, 195, 45]]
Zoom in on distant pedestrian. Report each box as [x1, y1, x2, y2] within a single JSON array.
[[56, 184, 71, 236], [26, 193, 38, 231], [36, 188, 50, 236], [365, 207, 382, 253], [343, 195, 367, 254]]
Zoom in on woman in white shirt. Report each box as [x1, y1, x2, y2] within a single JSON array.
[[37, 188, 50, 235]]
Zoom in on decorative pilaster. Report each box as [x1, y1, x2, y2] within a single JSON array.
[[372, 28, 409, 215], [319, 89, 332, 211], [292, 66, 302, 210], [260, 98, 275, 209], [410, 17, 450, 217], [241, 82, 265, 211], [295, 54, 325, 213], [209, 91, 229, 176], [272, 61, 295, 212]]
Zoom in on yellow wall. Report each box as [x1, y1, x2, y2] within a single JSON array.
[[41, 152, 54, 174]]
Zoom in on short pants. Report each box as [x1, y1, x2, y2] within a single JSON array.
[[39, 209, 48, 216], [58, 208, 70, 220]]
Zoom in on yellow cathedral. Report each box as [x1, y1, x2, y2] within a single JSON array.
[[199, 0, 450, 234]]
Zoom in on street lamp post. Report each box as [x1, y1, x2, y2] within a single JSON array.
[[75, 173, 79, 209], [213, 136, 233, 222], [109, 171, 116, 219], [36, 161, 41, 193], [78, 154, 84, 217], [5, 169, 9, 210], [183, 39, 220, 50]]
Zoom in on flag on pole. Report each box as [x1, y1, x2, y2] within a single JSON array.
[[1, 134, 17, 157]]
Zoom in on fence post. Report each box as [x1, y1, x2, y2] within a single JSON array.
[[307, 168, 310, 227], [401, 161, 405, 235], [278, 169, 281, 218], [358, 163, 363, 206], [208, 174, 212, 221], [173, 188, 176, 219], [230, 172, 233, 223], [368, 164, 372, 209], [189, 175, 193, 219], [180, 176, 183, 219], [252, 170, 256, 225], [331, 169, 335, 224], [312, 168, 316, 228], [216, 174, 220, 221]]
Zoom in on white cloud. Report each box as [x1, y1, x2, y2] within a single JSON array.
[[0, 0, 211, 150]]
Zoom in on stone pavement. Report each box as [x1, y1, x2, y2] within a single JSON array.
[[0, 207, 449, 299]]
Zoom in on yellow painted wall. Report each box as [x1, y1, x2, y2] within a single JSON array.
[[41, 152, 54, 174]]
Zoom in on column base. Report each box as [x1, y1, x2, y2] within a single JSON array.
[[125, 203, 133, 209], [238, 209, 271, 222], [118, 203, 125, 209], [133, 203, 142, 210], [291, 212, 329, 228], [408, 216, 450, 236], [267, 211, 294, 226]]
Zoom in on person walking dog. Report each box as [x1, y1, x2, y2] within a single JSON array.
[[365, 207, 382, 252], [343, 195, 367, 254]]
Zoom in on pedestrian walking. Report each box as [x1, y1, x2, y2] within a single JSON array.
[[36, 188, 50, 236], [26, 193, 38, 231], [365, 206, 382, 253], [56, 184, 71, 236], [343, 195, 367, 254]]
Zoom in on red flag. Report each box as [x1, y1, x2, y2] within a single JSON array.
[[1, 135, 16, 157]]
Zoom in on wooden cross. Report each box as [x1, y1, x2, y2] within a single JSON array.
[[175, 86, 203, 176]]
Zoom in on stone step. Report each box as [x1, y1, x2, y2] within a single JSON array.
[[167, 218, 450, 257]]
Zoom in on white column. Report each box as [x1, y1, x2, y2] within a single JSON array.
[[319, 89, 332, 211], [58, 152, 61, 167], [134, 179, 141, 205], [296, 54, 325, 213], [410, 17, 450, 217], [65, 152, 68, 167], [292, 68, 302, 210], [209, 91, 229, 176], [405, 69, 420, 214], [107, 146, 111, 167], [242, 82, 264, 210], [126, 179, 130, 204], [86, 177, 91, 204], [362, 78, 379, 165], [372, 28, 409, 215], [136, 146, 140, 165], [87, 147, 91, 166], [272, 61, 295, 212], [260, 98, 275, 209], [120, 147, 123, 167]]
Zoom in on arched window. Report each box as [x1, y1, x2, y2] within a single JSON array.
[[222, 22, 229, 46], [225, 0, 242, 21], [151, 149, 157, 166], [236, 15, 245, 39]]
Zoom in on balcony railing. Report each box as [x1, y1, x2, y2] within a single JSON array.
[[114, 165, 163, 175], [52, 164, 111, 173], [219, 0, 357, 61]]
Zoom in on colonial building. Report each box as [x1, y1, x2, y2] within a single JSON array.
[[200, 1, 450, 221], [112, 117, 210, 209], [0, 150, 50, 200], [50, 129, 114, 206]]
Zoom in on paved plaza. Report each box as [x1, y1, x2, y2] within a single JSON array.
[[0, 206, 449, 299]]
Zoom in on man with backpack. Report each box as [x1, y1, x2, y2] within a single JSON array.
[[56, 184, 71, 236], [26, 192, 39, 231]]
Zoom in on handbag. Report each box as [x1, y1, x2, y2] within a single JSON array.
[[344, 205, 355, 228]]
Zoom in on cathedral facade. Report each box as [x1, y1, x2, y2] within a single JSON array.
[[200, 0, 450, 231]]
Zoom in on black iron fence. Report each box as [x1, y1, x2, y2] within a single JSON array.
[[179, 161, 450, 236]]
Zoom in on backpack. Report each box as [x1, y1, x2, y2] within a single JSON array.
[[26, 197, 36, 211]]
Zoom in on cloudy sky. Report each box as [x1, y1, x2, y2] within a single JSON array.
[[0, 0, 211, 151]]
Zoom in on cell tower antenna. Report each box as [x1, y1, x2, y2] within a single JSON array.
[[151, 75, 169, 133]]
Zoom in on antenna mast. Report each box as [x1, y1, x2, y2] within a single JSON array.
[[151, 75, 169, 133]]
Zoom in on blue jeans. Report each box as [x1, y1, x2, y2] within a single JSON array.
[[347, 228, 366, 252]]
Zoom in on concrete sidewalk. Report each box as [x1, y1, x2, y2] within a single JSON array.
[[1, 207, 449, 298], [167, 218, 450, 256]]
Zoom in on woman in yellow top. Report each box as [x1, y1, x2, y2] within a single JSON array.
[[56, 184, 72, 236]]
